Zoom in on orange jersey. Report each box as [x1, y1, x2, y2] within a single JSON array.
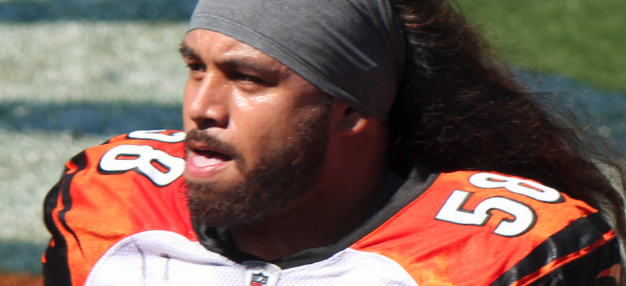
[[43, 130, 621, 286]]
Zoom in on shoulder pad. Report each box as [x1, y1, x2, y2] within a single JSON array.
[[352, 171, 618, 286], [43, 130, 194, 286]]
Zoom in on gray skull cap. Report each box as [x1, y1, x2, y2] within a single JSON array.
[[188, 0, 406, 120]]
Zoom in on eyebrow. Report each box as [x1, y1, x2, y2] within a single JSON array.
[[179, 42, 199, 60], [179, 41, 279, 75], [219, 57, 278, 75]]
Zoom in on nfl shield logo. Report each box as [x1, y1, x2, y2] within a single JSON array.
[[250, 273, 269, 286], [242, 261, 281, 286]]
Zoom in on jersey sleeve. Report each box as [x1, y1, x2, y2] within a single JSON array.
[[351, 171, 622, 286], [494, 212, 620, 286], [42, 130, 196, 286]]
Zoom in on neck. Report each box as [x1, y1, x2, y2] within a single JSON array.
[[228, 158, 386, 261]]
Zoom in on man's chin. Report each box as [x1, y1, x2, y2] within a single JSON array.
[[184, 176, 239, 198], [184, 178, 275, 228]]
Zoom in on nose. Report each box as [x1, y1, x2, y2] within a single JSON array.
[[183, 69, 230, 131]]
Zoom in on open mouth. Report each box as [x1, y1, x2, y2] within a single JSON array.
[[184, 132, 239, 177], [189, 148, 234, 168]]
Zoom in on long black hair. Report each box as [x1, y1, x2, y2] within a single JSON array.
[[386, 0, 626, 241]]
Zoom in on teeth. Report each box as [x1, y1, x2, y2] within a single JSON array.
[[192, 154, 225, 167]]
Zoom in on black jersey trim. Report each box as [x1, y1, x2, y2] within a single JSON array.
[[526, 237, 620, 286], [43, 151, 88, 286], [194, 161, 439, 269], [58, 152, 87, 252], [490, 212, 614, 286], [43, 177, 71, 286]]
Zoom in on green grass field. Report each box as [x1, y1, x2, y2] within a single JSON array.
[[0, 0, 624, 275], [457, 0, 626, 92]]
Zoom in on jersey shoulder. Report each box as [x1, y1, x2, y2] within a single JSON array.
[[43, 130, 194, 286], [351, 170, 620, 286]]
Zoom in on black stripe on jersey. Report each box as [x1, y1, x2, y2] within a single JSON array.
[[43, 151, 88, 286], [43, 177, 71, 286], [490, 212, 614, 286], [527, 237, 620, 286], [58, 153, 87, 252]]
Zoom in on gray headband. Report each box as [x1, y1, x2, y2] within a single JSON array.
[[188, 0, 405, 120]]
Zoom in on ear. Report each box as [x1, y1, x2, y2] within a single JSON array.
[[337, 104, 369, 136]]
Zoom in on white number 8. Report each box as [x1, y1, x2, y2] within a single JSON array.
[[127, 130, 186, 143], [469, 173, 562, 203], [99, 145, 185, 187]]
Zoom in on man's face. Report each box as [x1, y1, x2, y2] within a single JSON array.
[[181, 29, 332, 227]]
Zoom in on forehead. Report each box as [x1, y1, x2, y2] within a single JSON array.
[[182, 29, 283, 68]]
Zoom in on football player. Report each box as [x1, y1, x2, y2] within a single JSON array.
[[43, 0, 625, 285]]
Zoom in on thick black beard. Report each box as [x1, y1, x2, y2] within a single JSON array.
[[185, 104, 332, 228]]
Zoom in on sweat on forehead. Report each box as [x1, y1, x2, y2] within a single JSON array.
[[188, 0, 406, 120]]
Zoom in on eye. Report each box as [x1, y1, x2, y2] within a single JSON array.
[[186, 63, 205, 72], [232, 72, 263, 83]]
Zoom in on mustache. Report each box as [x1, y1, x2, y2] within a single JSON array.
[[184, 129, 246, 170]]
